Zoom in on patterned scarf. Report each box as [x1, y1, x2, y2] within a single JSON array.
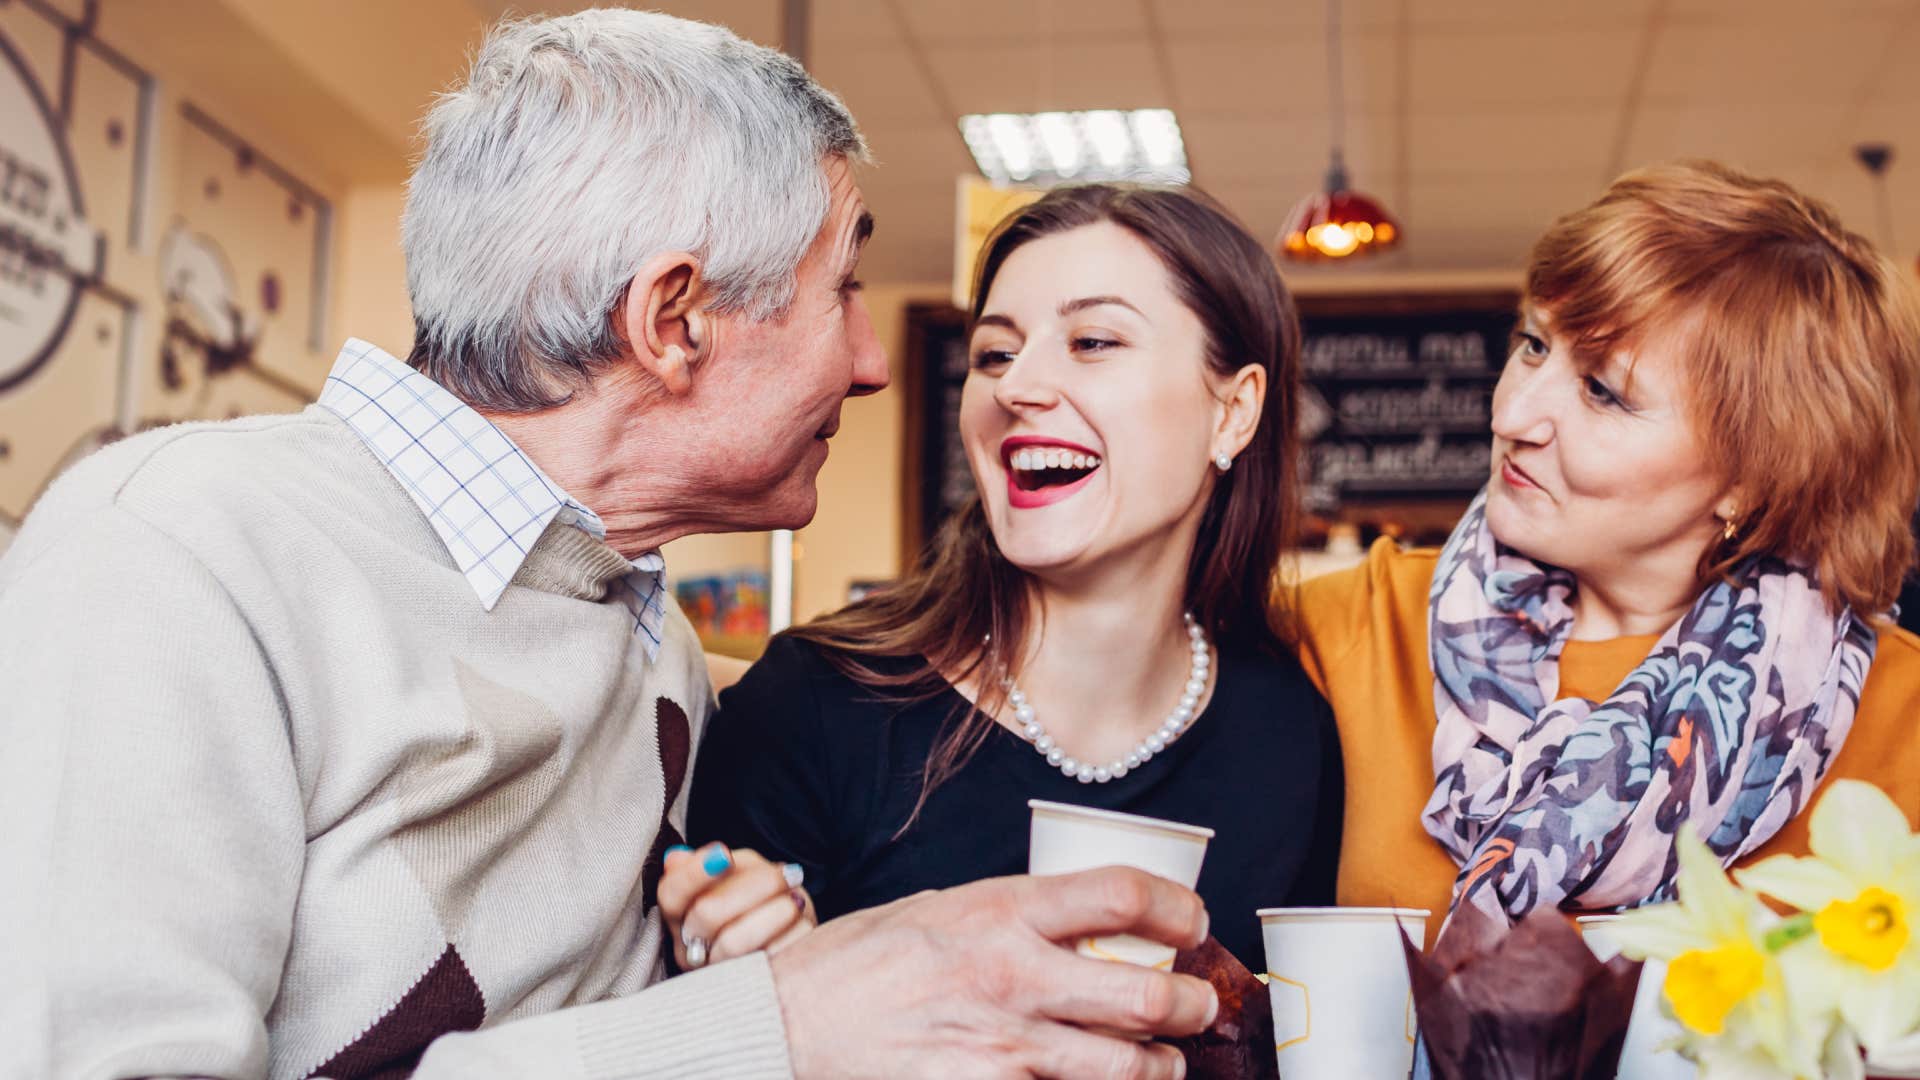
[[1425, 490, 1875, 926]]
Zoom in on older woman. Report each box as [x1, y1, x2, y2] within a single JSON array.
[[1294, 160, 1920, 941]]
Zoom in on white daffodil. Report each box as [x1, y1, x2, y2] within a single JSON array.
[[1735, 779, 1920, 1067], [1610, 831, 1834, 1080]]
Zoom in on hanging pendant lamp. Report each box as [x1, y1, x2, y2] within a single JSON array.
[[1280, 0, 1401, 262]]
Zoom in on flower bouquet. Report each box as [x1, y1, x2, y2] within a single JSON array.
[[1609, 779, 1920, 1079]]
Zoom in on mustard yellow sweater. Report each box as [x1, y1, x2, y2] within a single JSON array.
[[1293, 539, 1920, 944]]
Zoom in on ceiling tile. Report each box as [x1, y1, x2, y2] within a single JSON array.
[[1146, 0, 1400, 35], [810, 0, 901, 44], [1406, 0, 1656, 29], [897, 0, 1148, 42], [811, 37, 948, 123], [536, 0, 785, 45], [1410, 28, 1639, 107], [1406, 170, 1607, 236], [1164, 33, 1400, 115], [682, 0, 784, 46], [1181, 111, 1397, 184], [1846, 103, 1920, 166], [860, 125, 975, 175], [1641, 15, 1895, 106], [1203, 173, 1329, 245], [923, 39, 1169, 114], [1664, 0, 1909, 19], [1622, 105, 1852, 176], [1407, 106, 1619, 176], [1863, 16, 1920, 104]]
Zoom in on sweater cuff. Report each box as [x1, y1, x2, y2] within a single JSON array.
[[577, 953, 792, 1079]]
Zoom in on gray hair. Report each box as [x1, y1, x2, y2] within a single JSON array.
[[402, 8, 867, 411]]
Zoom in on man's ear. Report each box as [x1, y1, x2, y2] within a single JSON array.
[[619, 251, 708, 396]]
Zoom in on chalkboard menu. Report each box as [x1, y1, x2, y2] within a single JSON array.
[[900, 292, 1518, 560], [900, 302, 972, 564], [1297, 292, 1518, 514]]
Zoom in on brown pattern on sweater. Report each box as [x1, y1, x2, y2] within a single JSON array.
[[640, 697, 693, 913], [307, 944, 486, 1080]]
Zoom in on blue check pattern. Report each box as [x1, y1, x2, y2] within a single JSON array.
[[318, 339, 667, 659]]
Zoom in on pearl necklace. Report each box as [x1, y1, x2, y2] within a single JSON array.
[[1007, 614, 1211, 784]]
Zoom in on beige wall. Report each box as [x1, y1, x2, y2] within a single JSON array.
[[335, 183, 414, 357]]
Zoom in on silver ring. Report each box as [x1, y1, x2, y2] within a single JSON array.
[[684, 934, 709, 969], [781, 862, 805, 889]]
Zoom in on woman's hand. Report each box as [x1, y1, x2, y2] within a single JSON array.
[[659, 843, 814, 971]]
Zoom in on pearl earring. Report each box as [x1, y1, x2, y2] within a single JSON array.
[[1213, 452, 1233, 472]]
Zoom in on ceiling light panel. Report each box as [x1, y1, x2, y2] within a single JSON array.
[[959, 109, 1191, 186]]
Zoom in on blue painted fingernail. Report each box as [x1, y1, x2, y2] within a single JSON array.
[[701, 846, 732, 877], [666, 844, 692, 856]]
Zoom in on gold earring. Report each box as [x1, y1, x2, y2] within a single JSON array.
[[1722, 516, 1739, 542]]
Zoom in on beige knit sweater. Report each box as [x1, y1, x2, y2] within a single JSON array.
[[0, 408, 792, 1080]]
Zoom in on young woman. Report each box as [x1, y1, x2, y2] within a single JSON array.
[[1293, 161, 1920, 943], [676, 183, 1342, 973]]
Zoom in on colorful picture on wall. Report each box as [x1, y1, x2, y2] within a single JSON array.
[[675, 570, 771, 658]]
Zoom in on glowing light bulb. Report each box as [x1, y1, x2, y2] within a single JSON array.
[[1312, 222, 1358, 256]]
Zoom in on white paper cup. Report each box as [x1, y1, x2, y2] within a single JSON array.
[[1027, 799, 1214, 970], [1259, 906, 1429, 1079], [1576, 915, 1695, 1080]]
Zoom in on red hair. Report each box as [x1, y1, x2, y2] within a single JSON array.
[[1526, 160, 1920, 613]]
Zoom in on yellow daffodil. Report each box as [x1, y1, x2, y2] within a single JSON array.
[[1610, 831, 1830, 1079], [1665, 938, 1766, 1034], [1736, 779, 1920, 1065]]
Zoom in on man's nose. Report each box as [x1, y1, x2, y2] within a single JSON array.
[[846, 295, 889, 398]]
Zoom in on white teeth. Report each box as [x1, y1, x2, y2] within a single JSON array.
[[1009, 447, 1104, 472]]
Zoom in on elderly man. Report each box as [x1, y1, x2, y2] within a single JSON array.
[[0, 9, 1216, 1080]]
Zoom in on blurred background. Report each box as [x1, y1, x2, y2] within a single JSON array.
[[2, 0, 1916, 659]]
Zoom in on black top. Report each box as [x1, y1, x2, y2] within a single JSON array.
[[688, 635, 1344, 972]]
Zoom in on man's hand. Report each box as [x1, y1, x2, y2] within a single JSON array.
[[770, 867, 1218, 1079]]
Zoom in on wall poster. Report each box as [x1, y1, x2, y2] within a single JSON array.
[[0, 0, 333, 551]]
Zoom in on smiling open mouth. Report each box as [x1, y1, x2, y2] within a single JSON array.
[[1009, 447, 1102, 491]]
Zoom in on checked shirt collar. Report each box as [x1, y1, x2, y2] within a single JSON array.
[[318, 339, 667, 659]]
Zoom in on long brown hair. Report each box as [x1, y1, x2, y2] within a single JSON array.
[[788, 183, 1304, 813]]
